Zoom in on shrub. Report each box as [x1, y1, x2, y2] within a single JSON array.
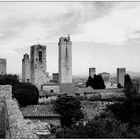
[[13, 82, 39, 106]]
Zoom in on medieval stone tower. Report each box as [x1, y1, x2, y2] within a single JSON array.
[[58, 34, 72, 84], [22, 53, 30, 83], [0, 59, 6, 75], [89, 68, 96, 78], [58, 35, 74, 95], [117, 68, 126, 87], [30, 44, 47, 90]]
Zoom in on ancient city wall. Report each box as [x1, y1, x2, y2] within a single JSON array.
[[0, 85, 38, 139]]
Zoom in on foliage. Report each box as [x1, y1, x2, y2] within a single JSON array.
[[117, 83, 123, 88], [13, 82, 39, 106], [86, 75, 106, 89], [0, 74, 19, 87], [106, 98, 140, 127], [56, 111, 135, 138], [124, 74, 138, 98], [54, 95, 84, 127]]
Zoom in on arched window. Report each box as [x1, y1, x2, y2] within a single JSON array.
[[39, 51, 42, 62]]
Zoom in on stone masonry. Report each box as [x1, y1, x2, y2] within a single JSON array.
[[30, 44, 48, 91], [58, 35, 75, 95], [0, 59, 6, 75], [22, 53, 30, 83], [89, 68, 96, 78], [117, 68, 126, 87]]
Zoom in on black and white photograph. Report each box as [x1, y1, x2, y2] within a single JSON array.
[[0, 0, 140, 139]]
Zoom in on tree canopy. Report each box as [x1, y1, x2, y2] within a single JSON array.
[[54, 95, 84, 127], [86, 75, 106, 89]]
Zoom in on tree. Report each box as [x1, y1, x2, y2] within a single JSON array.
[[54, 95, 84, 127], [124, 74, 138, 98], [56, 111, 133, 138], [86, 75, 106, 89], [13, 82, 39, 106], [0, 74, 19, 87]]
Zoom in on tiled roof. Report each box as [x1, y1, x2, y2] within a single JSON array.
[[20, 105, 61, 118]]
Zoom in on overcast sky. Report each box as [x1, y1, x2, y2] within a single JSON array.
[[0, 2, 140, 76]]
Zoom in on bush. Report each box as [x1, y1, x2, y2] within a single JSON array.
[[117, 83, 123, 88], [54, 95, 84, 127], [13, 82, 39, 106]]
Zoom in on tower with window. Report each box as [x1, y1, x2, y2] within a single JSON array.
[[30, 44, 47, 90]]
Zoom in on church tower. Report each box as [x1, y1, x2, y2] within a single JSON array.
[[30, 44, 47, 90]]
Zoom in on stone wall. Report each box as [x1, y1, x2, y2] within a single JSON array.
[[0, 85, 38, 139]]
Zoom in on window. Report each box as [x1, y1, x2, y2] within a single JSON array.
[[39, 51, 42, 62]]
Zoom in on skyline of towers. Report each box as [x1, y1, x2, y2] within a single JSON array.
[[22, 54, 30, 83], [0, 59, 6, 75], [117, 68, 126, 87]]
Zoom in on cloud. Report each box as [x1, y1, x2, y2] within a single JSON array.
[[72, 2, 140, 44]]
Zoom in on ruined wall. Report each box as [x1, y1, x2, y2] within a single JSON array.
[[117, 68, 126, 87], [30, 45, 48, 90], [0, 59, 6, 75], [0, 85, 38, 139], [22, 54, 30, 82]]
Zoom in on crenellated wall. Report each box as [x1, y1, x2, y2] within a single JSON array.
[[0, 85, 38, 139]]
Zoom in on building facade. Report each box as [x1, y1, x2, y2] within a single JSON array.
[[30, 44, 48, 90], [99, 72, 110, 83], [89, 68, 96, 78], [0, 59, 6, 75], [117, 68, 126, 87], [22, 54, 30, 82]]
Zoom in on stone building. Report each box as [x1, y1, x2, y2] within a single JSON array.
[[0, 59, 6, 75], [89, 68, 96, 78], [117, 68, 126, 87], [58, 35, 74, 95], [52, 73, 59, 83], [22, 54, 30, 82], [99, 72, 110, 83], [30, 44, 48, 91]]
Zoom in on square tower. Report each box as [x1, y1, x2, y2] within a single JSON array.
[[22, 53, 30, 83], [58, 34, 72, 83], [117, 68, 126, 87], [30, 44, 47, 90], [89, 68, 96, 78], [0, 59, 6, 75], [58, 35, 74, 95]]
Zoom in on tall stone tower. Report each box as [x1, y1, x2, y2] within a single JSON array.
[[58, 35, 74, 95], [22, 53, 30, 83], [89, 68, 96, 78], [30, 44, 47, 90], [0, 59, 6, 75], [58, 34, 72, 83], [117, 68, 126, 87]]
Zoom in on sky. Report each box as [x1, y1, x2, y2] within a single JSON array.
[[0, 1, 140, 76]]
